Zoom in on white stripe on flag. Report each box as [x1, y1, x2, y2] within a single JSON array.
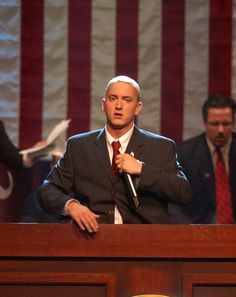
[[183, 0, 209, 140], [43, 0, 68, 139], [0, 0, 20, 146], [138, 0, 162, 134], [91, 0, 116, 130]]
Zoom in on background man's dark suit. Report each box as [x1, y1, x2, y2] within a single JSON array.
[[169, 132, 236, 224], [0, 120, 23, 168], [38, 126, 192, 224]]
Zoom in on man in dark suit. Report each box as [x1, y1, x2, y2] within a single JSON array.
[[169, 94, 236, 224], [37, 75, 192, 233]]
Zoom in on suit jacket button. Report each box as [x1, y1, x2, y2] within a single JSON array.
[[108, 210, 114, 214]]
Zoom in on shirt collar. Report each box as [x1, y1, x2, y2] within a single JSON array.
[[105, 125, 134, 151], [206, 134, 232, 156]]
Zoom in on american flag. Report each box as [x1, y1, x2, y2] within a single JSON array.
[[0, 0, 236, 221]]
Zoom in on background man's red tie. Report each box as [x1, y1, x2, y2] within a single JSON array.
[[112, 141, 121, 176], [215, 148, 234, 224]]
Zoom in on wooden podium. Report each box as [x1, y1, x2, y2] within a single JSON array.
[[0, 224, 236, 297]]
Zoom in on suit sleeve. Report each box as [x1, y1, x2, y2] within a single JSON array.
[[0, 121, 23, 169], [138, 138, 192, 205], [37, 139, 75, 216]]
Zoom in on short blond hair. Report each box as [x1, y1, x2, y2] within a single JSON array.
[[105, 75, 141, 101]]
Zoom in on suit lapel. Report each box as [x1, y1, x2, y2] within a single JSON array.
[[93, 126, 144, 182], [125, 126, 144, 159], [196, 135, 215, 204], [94, 129, 113, 181]]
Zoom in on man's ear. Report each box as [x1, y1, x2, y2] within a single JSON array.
[[101, 98, 105, 111], [135, 101, 143, 116]]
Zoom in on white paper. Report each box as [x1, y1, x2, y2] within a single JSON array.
[[20, 119, 71, 160]]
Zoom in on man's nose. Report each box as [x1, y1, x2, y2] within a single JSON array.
[[115, 99, 123, 108], [217, 124, 225, 132]]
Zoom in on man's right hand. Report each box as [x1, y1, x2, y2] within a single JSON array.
[[66, 201, 100, 233]]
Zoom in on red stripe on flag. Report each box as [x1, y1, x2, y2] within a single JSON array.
[[116, 0, 138, 80], [68, 0, 92, 136], [209, 0, 232, 96], [20, 1, 44, 148], [161, 0, 185, 144]]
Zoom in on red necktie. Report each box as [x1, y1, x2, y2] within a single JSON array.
[[112, 141, 121, 176], [215, 148, 234, 224]]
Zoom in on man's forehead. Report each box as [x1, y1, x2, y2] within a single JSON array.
[[107, 82, 139, 97], [207, 107, 233, 116]]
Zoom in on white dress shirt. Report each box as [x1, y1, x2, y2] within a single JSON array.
[[206, 136, 231, 174], [105, 125, 134, 224]]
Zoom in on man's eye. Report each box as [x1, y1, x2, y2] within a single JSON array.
[[222, 122, 232, 126], [209, 122, 219, 126], [209, 121, 232, 126], [123, 97, 132, 102]]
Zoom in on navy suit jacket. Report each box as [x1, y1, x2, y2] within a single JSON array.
[[169, 133, 236, 224], [38, 126, 192, 224]]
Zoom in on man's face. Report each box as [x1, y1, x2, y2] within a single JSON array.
[[204, 107, 234, 147], [102, 81, 142, 133]]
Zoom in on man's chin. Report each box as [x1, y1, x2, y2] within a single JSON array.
[[111, 124, 124, 130], [107, 119, 133, 131], [214, 139, 227, 147]]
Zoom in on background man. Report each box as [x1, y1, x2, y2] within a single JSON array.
[[169, 94, 236, 224]]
